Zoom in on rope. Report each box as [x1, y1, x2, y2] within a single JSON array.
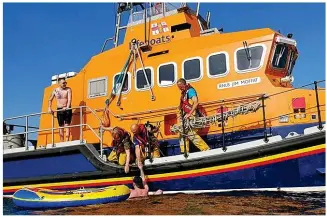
[[205, 104, 326, 135], [105, 48, 134, 107], [268, 80, 325, 98], [113, 80, 325, 123], [131, 39, 156, 101], [113, 51, 133, 94], [102, 59, 324, 133], [170, 100, 262, 134], [116, 52, 133, 106]]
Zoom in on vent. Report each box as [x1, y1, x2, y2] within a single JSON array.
[[51, 72, 77, 84], [311, 114, 317, 120], [200, 28, 219, 36], [88, 77, 108, 99], [171, 23, 191, 32], [148, 50, 169, 57], [140, 44, 152, 52]]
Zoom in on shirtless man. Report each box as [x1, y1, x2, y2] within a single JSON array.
[[129, 166, 163, 199], [48, 78, 72, 142]]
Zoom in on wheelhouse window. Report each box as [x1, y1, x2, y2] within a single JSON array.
[[183, 57, 203, 81], [272, 44, 289, 69], [158, 63, 177, 87], [136, 68, 154, 90], [113, 72, 130, 94], [287, 50, 297, 76], [207, 52, 228, 77], [88, 77, 107, 99], [236, 45, 264, 72]]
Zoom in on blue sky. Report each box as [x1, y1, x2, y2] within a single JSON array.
[[3, 3, 326, 127]]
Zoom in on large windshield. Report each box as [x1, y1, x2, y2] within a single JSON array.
[[128, 3, 185, 24], [271, 42, 297, 76], [272, 44, 289, 69]]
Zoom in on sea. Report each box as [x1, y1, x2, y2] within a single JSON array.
[[3, 191, 326, 215]]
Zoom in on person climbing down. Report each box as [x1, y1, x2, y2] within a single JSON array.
[[108, 126, 135, 173], [128, 166, 163, 199], [130, 122, 161, 171]]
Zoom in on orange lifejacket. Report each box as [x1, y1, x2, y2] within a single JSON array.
[[111, 127, 131, 155], [134, 124, 148, 146], [134, 124, 159, 150], [180, 84, 204, 117]]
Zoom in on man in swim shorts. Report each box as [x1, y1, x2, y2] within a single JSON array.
[[48, 78, 72, 142], [129, 166, 163, 199]]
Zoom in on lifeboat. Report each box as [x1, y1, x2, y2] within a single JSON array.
[[12, 185, 130, 209], [3, 3, 325, 196]]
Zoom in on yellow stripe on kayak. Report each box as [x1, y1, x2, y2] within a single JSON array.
[[13, 185, 130, 202]]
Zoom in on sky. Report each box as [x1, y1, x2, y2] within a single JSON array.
[[3, 3, 326, 128]]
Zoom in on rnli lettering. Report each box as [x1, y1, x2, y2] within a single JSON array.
[[217, 77, 261, 90]]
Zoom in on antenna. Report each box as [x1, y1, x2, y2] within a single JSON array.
[[195, 3, 204, 31], [206, 11, 211, 29], [114, 6, 122, 48], [196, 2, 200, 16], [144, 2, 147, 43], [113, 3, 139, 48]]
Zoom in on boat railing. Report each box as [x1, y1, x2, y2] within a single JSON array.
[[94, 79, 325, 131], [3, 105, 105, 158], [212, 80, 325, 148], [3, 80, 325, 159], [103, 80, 325, 155], [95, 93, 264, 120]]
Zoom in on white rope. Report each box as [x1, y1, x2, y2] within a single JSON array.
[[171, 100, 262, 134]]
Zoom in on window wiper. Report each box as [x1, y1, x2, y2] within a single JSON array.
[[275, 46, 286, 66], [243, 41, 252, 67], [287, 52, 297, 76]]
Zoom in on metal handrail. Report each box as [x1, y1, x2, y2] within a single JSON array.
[[98, 80, 325, 121], [4, 124, 39, 130], [96, 93, 263, 119], [4, 124, 99, 139], [3, 106, 102, 123], [3, 80, 325, 160], [3, 106, 104, 157]]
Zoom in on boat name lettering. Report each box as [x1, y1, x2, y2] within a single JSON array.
[[134, 35, 172, 47], [217, 77, 261, 90]]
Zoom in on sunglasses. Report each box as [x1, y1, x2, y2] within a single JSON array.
[[62, 82, 67, 85]]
